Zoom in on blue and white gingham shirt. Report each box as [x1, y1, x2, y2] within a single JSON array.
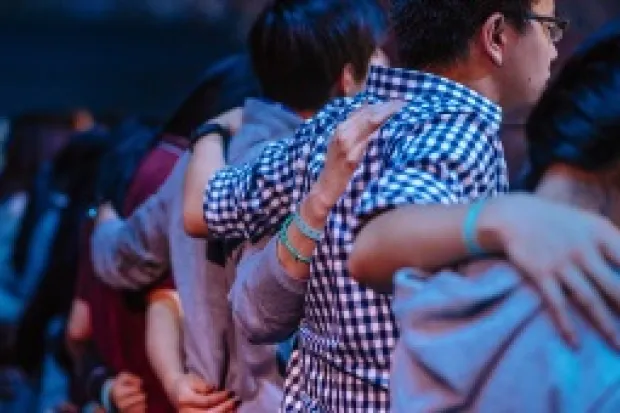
[[204, 66, 509, 412]]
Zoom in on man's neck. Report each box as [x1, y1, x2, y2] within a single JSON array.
[[296, 109, 315, 120], [535, 165, 615, 219], [433, 65, 501, 106]]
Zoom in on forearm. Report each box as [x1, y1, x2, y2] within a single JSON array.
[[231, 237, 307, 343], [276, 186, 333, 280], [183, 135, 225, 237], [232, 184, 332, 341], [92, 197, 170, 290], [146, 291, 184, 402], [349, 197, 510, 291]]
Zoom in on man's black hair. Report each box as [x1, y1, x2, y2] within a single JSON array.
[[391, 0, 536, 70], [248, 0, 387, 112]]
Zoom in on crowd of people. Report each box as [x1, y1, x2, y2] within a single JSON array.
[[0, 0, 620, 411]]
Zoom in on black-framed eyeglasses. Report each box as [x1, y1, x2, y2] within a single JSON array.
[[525, 13, 569, 44]]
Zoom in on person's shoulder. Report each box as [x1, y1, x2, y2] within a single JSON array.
[[299, 94, 368, 136]]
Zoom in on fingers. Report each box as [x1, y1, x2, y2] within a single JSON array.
[[115, 385, 143, 401], [124, 403, 147, 413], [336, 101, 403, 148], [368, 100, 405, 124], [180, 401, 237, 413], [116, 392, 146, 412], [537, 276, 577, 348], [582, 247, 620, 307], [578, 251, 620, 346], [560, 264, 619, 348], [118, 372, 143, 388], [346, 134, 378, 167], [600, 221, 620, 269], [181, 390, 234, 409], [208, 396, 239, 413]]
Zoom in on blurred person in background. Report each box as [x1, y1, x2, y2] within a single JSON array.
[[0, 113, 85, 347], [66, 118, 181, 413], [0, 126, 109, 413], [65, 53, 259, 413]]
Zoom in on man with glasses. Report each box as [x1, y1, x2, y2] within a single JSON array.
[[526, 12, 569, 44], [193, 0, 591, 411]]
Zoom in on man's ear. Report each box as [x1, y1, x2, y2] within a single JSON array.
[[480, 13, 509, 67], [337, 63, 358, 97]]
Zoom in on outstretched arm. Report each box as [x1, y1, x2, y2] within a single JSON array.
[[350, 195, 620, 348], [230, 102, 404, 342]]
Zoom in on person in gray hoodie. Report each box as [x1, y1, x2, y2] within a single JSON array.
[[92, 0, 389, 411]]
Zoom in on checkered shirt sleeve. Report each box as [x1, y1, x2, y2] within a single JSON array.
[[203, 122, 316, 241], [356, 110, 504, 224]]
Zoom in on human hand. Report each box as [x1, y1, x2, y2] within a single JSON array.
[[110, 372, 146, 413], [309, 100, 404, 216], [481, 194, 620, 348], [173, 373, 238, 413], [96, 202, 119, 225], [211, 107, 243, 136]]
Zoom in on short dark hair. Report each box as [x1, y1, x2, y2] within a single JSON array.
[[249, 0, 387, 112], [162, 54, 260, 138], [391, 0, 534, 70], [525, 19, 620, 188]]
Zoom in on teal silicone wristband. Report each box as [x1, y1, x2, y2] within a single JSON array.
[[279, 216, 312, 264], [463, 199, 488, 256], [292, 211, 323, 241]]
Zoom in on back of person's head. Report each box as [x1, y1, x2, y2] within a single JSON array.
[[525, 19, 620, 188], [391, 0, 560, 107], [392, 0, 532, 69], [52, 128, 111, 202], [94, 55, 260, 215], [249, 0, 387, 112], [162, 54, 261, 138]]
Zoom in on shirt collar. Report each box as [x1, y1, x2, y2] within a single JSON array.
[[364, 65, 502, 124]]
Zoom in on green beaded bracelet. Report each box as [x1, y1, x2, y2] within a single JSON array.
[[292, 211, 323, 241], [279, 216, 312, 264]]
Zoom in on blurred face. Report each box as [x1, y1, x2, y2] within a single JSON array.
[[500, 0, 560, 109]]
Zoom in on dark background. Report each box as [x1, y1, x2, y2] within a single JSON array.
[[0, 0, 618, 119]]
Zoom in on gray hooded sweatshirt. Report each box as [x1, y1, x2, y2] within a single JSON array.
[[91, 98, 303, 412]]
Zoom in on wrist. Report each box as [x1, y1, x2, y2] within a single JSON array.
[[96, 203, 117, 225], [163, 371, 184, 403], [193, 132, 223, 151], [190, 122, 230, 153], [476, 196, 512, 254], [303, 185, 334, 225]]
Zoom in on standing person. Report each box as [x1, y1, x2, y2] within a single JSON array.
[[186, 0, 619, 411], [94, 1, 390, 411], [385, 22, 620, 411]]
